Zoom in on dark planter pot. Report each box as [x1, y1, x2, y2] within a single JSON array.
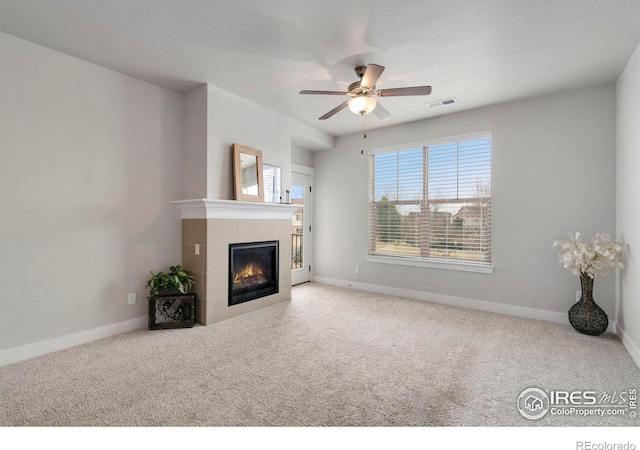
[[148, 292, 196, 330], [568, 272, 608, 336]]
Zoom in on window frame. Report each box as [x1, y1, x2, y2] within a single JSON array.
[[368, 131, 494, 274]]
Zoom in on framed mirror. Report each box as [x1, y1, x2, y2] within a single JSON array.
[[233, 144, 264, 202], [263, 164, 282, 203]]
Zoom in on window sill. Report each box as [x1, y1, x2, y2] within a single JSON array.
[[366, 254, 494, 274]]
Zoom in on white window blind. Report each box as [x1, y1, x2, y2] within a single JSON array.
[[263, 164, 281, 203], [369, 134, 491, 265]]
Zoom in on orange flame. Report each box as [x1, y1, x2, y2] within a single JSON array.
[[234, 263, 264, 284]]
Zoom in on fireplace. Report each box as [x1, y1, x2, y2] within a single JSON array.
[[229, 241, 279, 306]]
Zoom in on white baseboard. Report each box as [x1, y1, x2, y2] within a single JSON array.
[[0, 316, 147, 367], [311, 276, 617, 333], [614, 323, 640, 370]]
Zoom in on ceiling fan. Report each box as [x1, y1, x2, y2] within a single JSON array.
[[299, 64, 432, 120]]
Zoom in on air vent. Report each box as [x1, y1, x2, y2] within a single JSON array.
[[428, 98, 457, 109]]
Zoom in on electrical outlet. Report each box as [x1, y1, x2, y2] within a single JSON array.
[[355, 266, 360, 274], [195, 244, 200, 255], [128, 292, 137, 305]]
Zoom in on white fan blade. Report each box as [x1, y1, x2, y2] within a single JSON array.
[[377, 86, 432, 97], [373, 102, 391, 120], [319, 101, 349, 120], [360, 64, 385, 89], [300, 90, 348, 95]]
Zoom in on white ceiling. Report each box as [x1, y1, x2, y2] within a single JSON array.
[[1, 0, 639, 139]]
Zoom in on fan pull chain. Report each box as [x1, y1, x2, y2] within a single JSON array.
[[361, 113, 367, 155]]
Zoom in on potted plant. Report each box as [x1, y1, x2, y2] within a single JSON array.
[[146, 265, 196, 329], [146, 265, 195, 298], [553, 232, 627, 336]]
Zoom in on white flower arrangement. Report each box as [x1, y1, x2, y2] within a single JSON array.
[[553, 232, 627, 278]]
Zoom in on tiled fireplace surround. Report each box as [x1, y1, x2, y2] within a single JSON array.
[[173, 199, 299, 325]]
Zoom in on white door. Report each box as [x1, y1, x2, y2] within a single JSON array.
[[291, 169, 312, 285]]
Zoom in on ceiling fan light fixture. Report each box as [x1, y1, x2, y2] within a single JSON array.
[[348, 96, 376, 115]]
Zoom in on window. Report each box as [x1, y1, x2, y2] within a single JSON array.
[[368, 133, 491, 268], [263, 164, 282, 203]]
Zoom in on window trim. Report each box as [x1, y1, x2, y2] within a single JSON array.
[[367, 254, 494, 274], [368, 131, 493, 271], [368, 131, 492, 156]]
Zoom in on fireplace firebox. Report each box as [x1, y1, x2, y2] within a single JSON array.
[[229, 241, 279, 306]]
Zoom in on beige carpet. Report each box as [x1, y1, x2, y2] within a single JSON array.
[[1, 282, 638, 426]]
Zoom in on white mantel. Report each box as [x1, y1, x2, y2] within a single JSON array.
[[172, 199, 299, 220]]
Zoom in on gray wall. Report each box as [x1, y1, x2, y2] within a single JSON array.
[[206, 84, 293, 200], [616, 42, 640, 359], [313, 84, 617, 317], [0, 32, 184, 350], [183, 85, 208, 199], [291, 145, 314, 167]]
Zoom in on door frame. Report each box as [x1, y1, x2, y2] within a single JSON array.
[[291, 164, 314, 285]]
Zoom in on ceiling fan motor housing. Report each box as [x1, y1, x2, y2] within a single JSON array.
[[348, 81, 374, 95]]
